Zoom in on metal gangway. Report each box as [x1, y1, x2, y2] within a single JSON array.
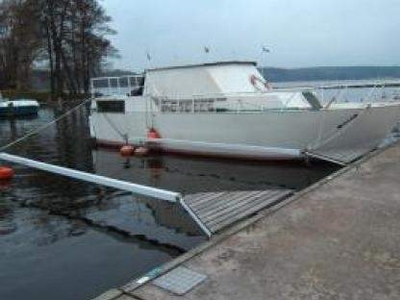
[[0, 152, 292, 238]]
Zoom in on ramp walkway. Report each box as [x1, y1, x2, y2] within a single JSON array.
[[0, 152, 292, 238], [183, 190, 292, 235]]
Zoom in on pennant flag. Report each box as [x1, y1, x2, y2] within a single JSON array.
[[262, 46, 271, 53]]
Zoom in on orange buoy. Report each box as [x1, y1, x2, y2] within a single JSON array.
[[147, 128, 161, 139], [134, 146, 149, 157], [0, 167, 14, 181], [119, 145, 135, 157]]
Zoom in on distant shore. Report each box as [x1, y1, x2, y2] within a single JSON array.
[[260, 66, 400, 82]]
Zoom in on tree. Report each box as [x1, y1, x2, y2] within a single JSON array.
[[39, 0, 117, 98], [0, 0, 117, 98], [0, 0, 42, 90]]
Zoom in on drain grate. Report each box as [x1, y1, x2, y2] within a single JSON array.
[[152, 266, 207, 295]]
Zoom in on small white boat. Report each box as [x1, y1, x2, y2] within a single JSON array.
[[88, 61, 400, 165], [0, 93, 40, 117]]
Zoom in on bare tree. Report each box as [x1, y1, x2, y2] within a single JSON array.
[[0, 0, 42, 90], [39, 0, 117, 98], [0, 0, 117, 99]]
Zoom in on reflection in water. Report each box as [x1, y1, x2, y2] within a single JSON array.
[[0, 193, 16, 236], [93, 151, 338, 192], [0, 106, 339, 300]]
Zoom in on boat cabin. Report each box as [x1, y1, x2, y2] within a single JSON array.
[[90, 61, 319, 113]]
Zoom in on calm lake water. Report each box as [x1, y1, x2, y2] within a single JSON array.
[[0, 106, 339, 300]]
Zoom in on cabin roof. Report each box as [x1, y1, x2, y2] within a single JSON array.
[[146, 61, 257, 72]]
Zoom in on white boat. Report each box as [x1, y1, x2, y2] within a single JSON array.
[[88, 61, 400, 165], [0, 92, 39, 117]]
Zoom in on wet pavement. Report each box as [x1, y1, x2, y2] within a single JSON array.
[[124, 141, 400, 300]]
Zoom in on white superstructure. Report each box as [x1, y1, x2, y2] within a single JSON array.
[[89, 61, 400, 164]]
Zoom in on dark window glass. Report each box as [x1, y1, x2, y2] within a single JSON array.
[[130, 76, 145, 96], [97, 100, 125, 113]]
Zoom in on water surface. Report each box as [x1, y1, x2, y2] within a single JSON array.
[[0, 106, 339, 300]]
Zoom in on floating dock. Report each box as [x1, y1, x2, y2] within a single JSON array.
[[95, 141, 400, 300]]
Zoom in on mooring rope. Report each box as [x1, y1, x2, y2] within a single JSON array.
[[0, 99, 91, 152], [102, 112, 128, 141]]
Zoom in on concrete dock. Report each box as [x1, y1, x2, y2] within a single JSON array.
[[96, 141, 400, 300]]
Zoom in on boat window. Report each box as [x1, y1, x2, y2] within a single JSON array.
[[130, 76, 145, 96], [97, 100, 125, 113]]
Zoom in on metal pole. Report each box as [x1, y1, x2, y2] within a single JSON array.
[[128, 76, 132, 95], [0, 153, 181, 202], [90, 79, 95, 98], [180, 199, 212, 237], [117, 77, 121, 95]]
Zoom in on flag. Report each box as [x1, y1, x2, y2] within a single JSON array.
[[262, 46, 270, 53]]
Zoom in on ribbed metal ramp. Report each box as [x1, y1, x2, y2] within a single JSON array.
[[306, 148, 374, 166], [0, 153, 293, 238], [182, 189, 293, 236]]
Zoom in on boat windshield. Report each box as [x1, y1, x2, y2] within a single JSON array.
[[91, 75, 145, 97]]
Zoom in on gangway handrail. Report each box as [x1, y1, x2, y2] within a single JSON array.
[[0, 152, 181, 203], [0, 152, 214, 236]]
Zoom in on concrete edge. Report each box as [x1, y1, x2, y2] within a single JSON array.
[[97, 140, 400, 299], [92, 288, 123, 300]]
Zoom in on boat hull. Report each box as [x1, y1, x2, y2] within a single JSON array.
[[89, 104, 400, 163]]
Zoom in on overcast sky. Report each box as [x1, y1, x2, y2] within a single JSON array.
[[102, 0, 400, 71]]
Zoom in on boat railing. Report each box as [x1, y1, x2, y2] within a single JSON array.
[[150, 96, 219, 113], [148, 81, 400, 114], [149, 91, 301, 113], [90, 75, 145, 98], [274, 81, 400, 108], [316, 81, 400, 109]]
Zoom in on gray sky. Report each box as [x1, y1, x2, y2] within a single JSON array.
[[102, 0, 400, 71]]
